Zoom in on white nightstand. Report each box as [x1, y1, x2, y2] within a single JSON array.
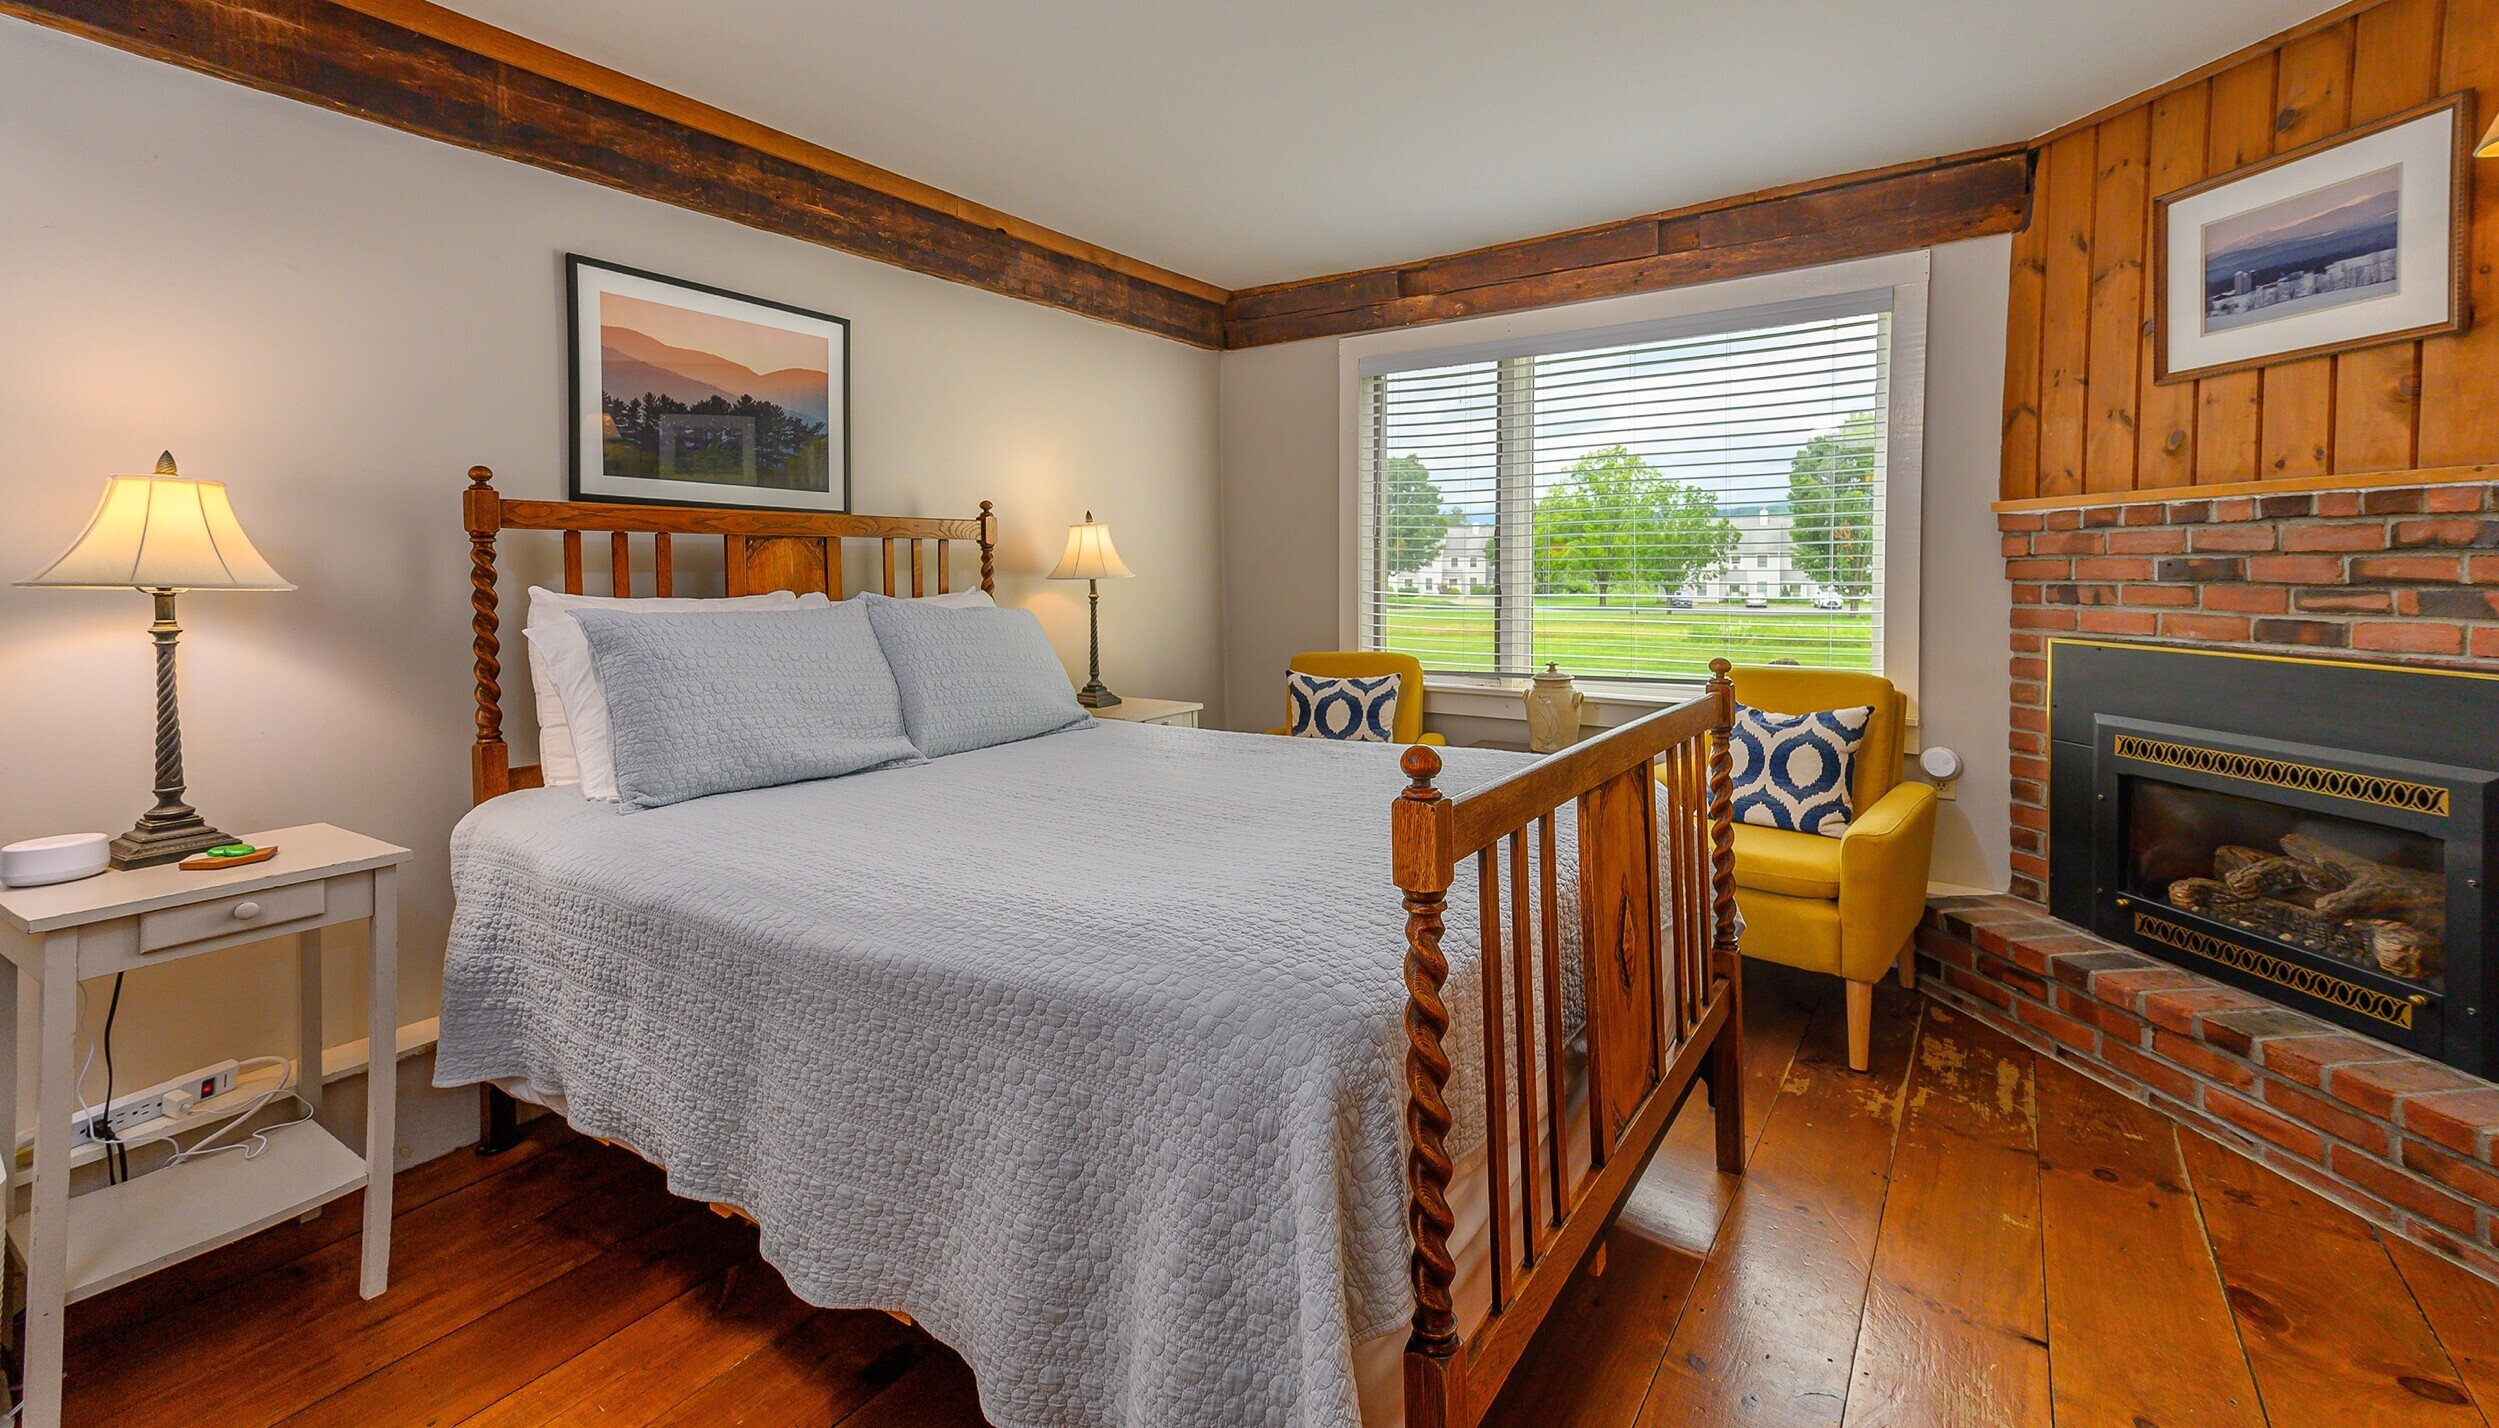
[[0, 824, 408, 1428], [1088, 697, 1204, 728]]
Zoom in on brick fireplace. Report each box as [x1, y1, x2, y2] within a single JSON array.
[[1918, 475, 2499, 1278], [2044, 639, 2493, 1075], [2001, 480, 2499, 902]]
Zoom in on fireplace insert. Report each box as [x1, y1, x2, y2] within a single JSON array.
[[2048, 641, 2498, 1075]]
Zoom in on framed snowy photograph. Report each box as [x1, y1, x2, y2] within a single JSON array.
[[2152, 95, 2470, 384]]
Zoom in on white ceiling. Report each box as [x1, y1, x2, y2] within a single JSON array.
[[447, 0, 2332, 290]]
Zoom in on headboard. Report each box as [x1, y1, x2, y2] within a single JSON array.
[[463, 465, 996, 804]]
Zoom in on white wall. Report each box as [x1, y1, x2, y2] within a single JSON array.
[[1917, 235, 2016, 894], [1216, 341, 1344, 731], [0, 24, 1221, 1161], [1215, 236, 2014, 891]]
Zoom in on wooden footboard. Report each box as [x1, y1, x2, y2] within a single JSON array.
[[1392, 660, 1742, 1428]]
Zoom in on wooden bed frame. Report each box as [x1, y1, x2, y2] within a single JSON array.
[[457, 465, 1743, 1428]]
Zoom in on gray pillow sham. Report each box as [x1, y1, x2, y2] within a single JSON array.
[[860, 593, 1092, 758], [569, 603, 922, 810]]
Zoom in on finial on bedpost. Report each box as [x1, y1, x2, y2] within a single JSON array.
[[978, 500, 997, 594], [1702, 655, 1744, 1174], [465, 465, 510, 804], [1391, 740, 1462, 1411], [1400, 744, 1442, 799]]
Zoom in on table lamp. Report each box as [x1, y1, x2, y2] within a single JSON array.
[[18, 453, 293, 868], [1046, 511, 1135, 708]]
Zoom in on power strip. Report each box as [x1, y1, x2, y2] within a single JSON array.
[[72, 1060, 239, 1149]]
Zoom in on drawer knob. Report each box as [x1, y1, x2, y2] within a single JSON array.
[[232, 900, 262, 921]]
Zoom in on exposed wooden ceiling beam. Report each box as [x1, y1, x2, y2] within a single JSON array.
[[6, 0, 2040, 355], [327, 0, 1229, 306], [1, 0, 1230, 347], [1223, 146, 2036, 348]]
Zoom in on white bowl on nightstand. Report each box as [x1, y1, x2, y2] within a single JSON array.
[[1, 833, 110, 888]]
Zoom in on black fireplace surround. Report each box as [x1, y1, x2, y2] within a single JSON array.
[[2048, 640, 2499, 1076]]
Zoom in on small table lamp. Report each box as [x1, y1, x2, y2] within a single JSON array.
[[1047, 511, 1135, 708], [18, 453, 293, 868]]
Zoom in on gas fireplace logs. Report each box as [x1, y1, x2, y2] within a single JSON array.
[[2168, 833, 2445, 981]]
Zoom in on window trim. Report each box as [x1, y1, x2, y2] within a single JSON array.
[[1336, 250, 1930, 722]]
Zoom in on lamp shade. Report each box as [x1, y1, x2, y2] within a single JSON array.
[[1047, 513, 1135, 582], [18, 454, 292, 592], [2479, 111, 2499, 158]]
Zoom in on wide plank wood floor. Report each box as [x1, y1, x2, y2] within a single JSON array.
[[59, 964, 2498, 1426]]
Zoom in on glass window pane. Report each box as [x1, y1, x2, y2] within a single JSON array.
[[1364, 362, 1500, 674], [1361, 308, 1891, 686], [1526, 316, 1884, 681]]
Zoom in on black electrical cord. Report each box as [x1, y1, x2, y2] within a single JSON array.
[[99, 973, 127, 1185]]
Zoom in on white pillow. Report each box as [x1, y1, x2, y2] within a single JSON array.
[[794, 589, 997, 610], [522, 586, 799, 794]]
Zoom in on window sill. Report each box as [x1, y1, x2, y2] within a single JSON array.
[[1422, 675, 1695, 727], [1423, 674, 1921, 734]]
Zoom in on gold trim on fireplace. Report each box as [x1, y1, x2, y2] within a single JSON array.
[[2110, 734, 2451, 817], [2130, 910, 2419, 1029]]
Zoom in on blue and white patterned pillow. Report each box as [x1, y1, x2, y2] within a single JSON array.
[[1287, 672, 1400, 742], [1728, 703, 1874, 837]]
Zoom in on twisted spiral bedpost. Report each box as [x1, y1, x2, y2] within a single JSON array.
[[1403, 887, 1457, 1349], [978, 500, 996, 594], [1703, 657, 1745, 1175], [466, 465, 523, 1155], [1393, 745, 1464, 1415], [466, 466, 510, 804]]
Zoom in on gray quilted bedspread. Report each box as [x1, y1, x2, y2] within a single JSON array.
[[439, 721, 1601, 1428]]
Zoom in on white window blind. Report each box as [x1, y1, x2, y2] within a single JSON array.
[[1355, 292, 1893, 685]]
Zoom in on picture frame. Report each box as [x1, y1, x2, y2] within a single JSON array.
[[567, 254, 851, 512], [2152, 94, 2471, 385]]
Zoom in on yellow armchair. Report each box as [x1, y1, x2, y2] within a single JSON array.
[[1263, 651, 1446, 746], [1707, 666, 1937, 1072]]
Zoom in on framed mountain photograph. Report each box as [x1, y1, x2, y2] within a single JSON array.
[[568, 255, 850, 512], [2153, 95, 2470, 385]]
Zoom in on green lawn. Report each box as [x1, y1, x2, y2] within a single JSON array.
[[1383, 594, 1875, 682]]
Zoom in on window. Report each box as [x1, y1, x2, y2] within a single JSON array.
[[1354, 283, 1912, 688]]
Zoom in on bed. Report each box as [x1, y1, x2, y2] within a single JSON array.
[[442, 467, 1745, 1428]]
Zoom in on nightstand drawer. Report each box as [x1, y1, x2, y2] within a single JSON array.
[[139, 881, 326, 954]]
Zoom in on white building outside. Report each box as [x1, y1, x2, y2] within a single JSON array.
[[1708, 508, 1813, 601], [1391, 520, 1495, 595], [1391, 510, 1823, 600]]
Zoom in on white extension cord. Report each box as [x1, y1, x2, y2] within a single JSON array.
[[162, 1055, 317, 1167]]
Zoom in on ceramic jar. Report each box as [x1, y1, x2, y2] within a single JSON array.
[[1524, 663, 1584, 753]]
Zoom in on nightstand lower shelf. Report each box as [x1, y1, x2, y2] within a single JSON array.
[[8, 1123, 366, 1303]]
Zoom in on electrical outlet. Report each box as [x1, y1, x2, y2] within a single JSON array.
[[72, 1059, 239, 1148]]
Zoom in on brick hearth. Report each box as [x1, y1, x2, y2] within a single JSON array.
[[1919, 895, 2499, 1278], [1998, 478, 2499, 902], [1945, 474, 2499, 1278]]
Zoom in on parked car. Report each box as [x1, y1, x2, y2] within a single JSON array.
[[1743, 593, 1769, 609], [1812, 591, 1846, 610], [1667, 593, 1694, 608]]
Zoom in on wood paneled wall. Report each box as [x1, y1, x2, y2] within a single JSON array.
[[2002, 0, 2499, 501]]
